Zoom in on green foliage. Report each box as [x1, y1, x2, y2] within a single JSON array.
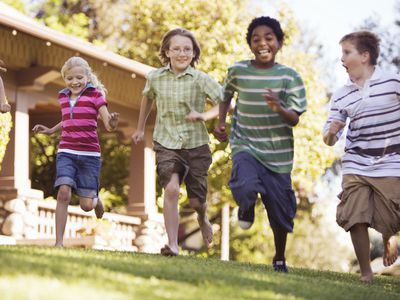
[[115, 0, 251, 82], [0, 112, 12, 171], [0, 0, 26, 12], [30, 133, 58, 196], [98, 133, 131, 212], [1, 246, 399, 300], [40, 12, 90, 40]]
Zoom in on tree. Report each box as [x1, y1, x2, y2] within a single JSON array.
[[358, 1, 400, 73], [1, 0, 26, 13], [0, 113, 12, 172]]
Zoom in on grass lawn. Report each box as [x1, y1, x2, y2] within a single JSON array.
[[0, 246, 399, 300]]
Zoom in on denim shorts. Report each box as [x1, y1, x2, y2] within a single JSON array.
[[229, 151, 297, 232], [54, 152, 101, 198]]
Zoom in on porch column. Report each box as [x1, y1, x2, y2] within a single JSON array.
[[0, 90, 42, 200], [127, 128, 156, 219], [14, 93, 31, 192]]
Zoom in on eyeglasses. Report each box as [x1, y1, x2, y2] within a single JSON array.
[[168, 47, 193, 55]]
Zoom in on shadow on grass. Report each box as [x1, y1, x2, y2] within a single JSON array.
[[0, 246, 399, 300]]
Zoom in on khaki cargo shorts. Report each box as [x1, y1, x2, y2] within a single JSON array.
[[153, 141, 212, 203], [337, 174, 400, 236]]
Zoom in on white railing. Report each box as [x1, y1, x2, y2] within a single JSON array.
[[30, 199, 141, 250]]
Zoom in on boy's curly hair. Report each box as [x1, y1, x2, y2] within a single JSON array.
[[246, 16, 284, 46], [340, 31, 380, 65]]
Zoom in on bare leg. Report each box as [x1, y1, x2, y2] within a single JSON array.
[[350, 223, 373, 283], [271, 227, 287, 262], [189, 198, 213, 247], [162, 174, 180, 255], [79, 197, 94, 212], [383, 235, 398, 267], [55, 185, 71, 247]]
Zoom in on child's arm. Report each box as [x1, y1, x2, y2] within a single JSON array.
[[185, 104, 220, 122], [132, 96, 154, 144], [0, 76, 11, 113], [99, 105, 119, 132], [32, 121, 62, 135], [213, 100, 232, 142], [323, 119, 346, 146], [263, 89, 299, 126]]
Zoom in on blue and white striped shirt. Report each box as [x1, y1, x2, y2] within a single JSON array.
[[324, 67, 400, 177]]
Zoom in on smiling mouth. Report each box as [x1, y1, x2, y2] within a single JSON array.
[[259, 49, 271, 55]]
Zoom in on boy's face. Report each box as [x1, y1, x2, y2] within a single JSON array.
[[250, 25, 281, 67], [341, 40, 370, 76], [63, 66, 89, 98], [166, 35, 195, 74]]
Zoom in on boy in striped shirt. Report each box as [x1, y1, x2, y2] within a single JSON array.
[[323, 31, 400, 283], [214, 16, 307, 272]]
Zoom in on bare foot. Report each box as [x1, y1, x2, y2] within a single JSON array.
[[94, 198, 104, 219], [383, 235, 398, 267], [160, 244, 178, 256], [197, 215, 213, 247], [360, 273, 373, 284]]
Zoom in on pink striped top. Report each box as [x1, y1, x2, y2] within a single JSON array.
[[58, 84, 107, 154]]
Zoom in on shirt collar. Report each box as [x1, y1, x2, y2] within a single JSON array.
[[161, 64, 195, 77], [59, 83, 95, 95], [345, 66, 382, 87]]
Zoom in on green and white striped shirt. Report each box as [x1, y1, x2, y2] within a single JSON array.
[[223, 61, 307, 173], [143, 65, 222, 149]]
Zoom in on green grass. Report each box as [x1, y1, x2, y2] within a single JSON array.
[[0, 246, 399, 300]]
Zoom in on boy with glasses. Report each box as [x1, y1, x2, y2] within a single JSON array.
[[132, 28, 222, 256]]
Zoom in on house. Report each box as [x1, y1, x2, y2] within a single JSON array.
[[0, 3, 165, 252]]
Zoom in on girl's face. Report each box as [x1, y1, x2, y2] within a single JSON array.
[[250, 25, 281, 68], [340, 40, 368, 77], [63, 66, 89, 98], [166, 35, 195, 74]]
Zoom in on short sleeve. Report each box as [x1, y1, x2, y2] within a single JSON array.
[[94, 90, 107, 109], [284, 70, 307, 114], [200, 73, 223, 104], [142, 71, 156, 100], [222, 66, 236, 102]]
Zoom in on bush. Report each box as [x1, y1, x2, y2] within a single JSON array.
[[0, 112, 12, 171]]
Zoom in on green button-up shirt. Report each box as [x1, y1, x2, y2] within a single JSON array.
[[143, 65, 222, 149]]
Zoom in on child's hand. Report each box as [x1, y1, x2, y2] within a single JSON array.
[[32, 124, 51, 135], [263, 89, 282, 112], [0, 102, 11, 113], [213, 124, 228, 142], [328, 119, 346, 135], [109, 112, 119, 130], [185, 111, 204, 122], [132, 130, 144, 144]]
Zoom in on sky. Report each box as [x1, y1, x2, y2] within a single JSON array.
[[254, 0, 398, 87]]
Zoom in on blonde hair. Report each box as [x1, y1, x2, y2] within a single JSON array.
[[61, 56, 107, 96]]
